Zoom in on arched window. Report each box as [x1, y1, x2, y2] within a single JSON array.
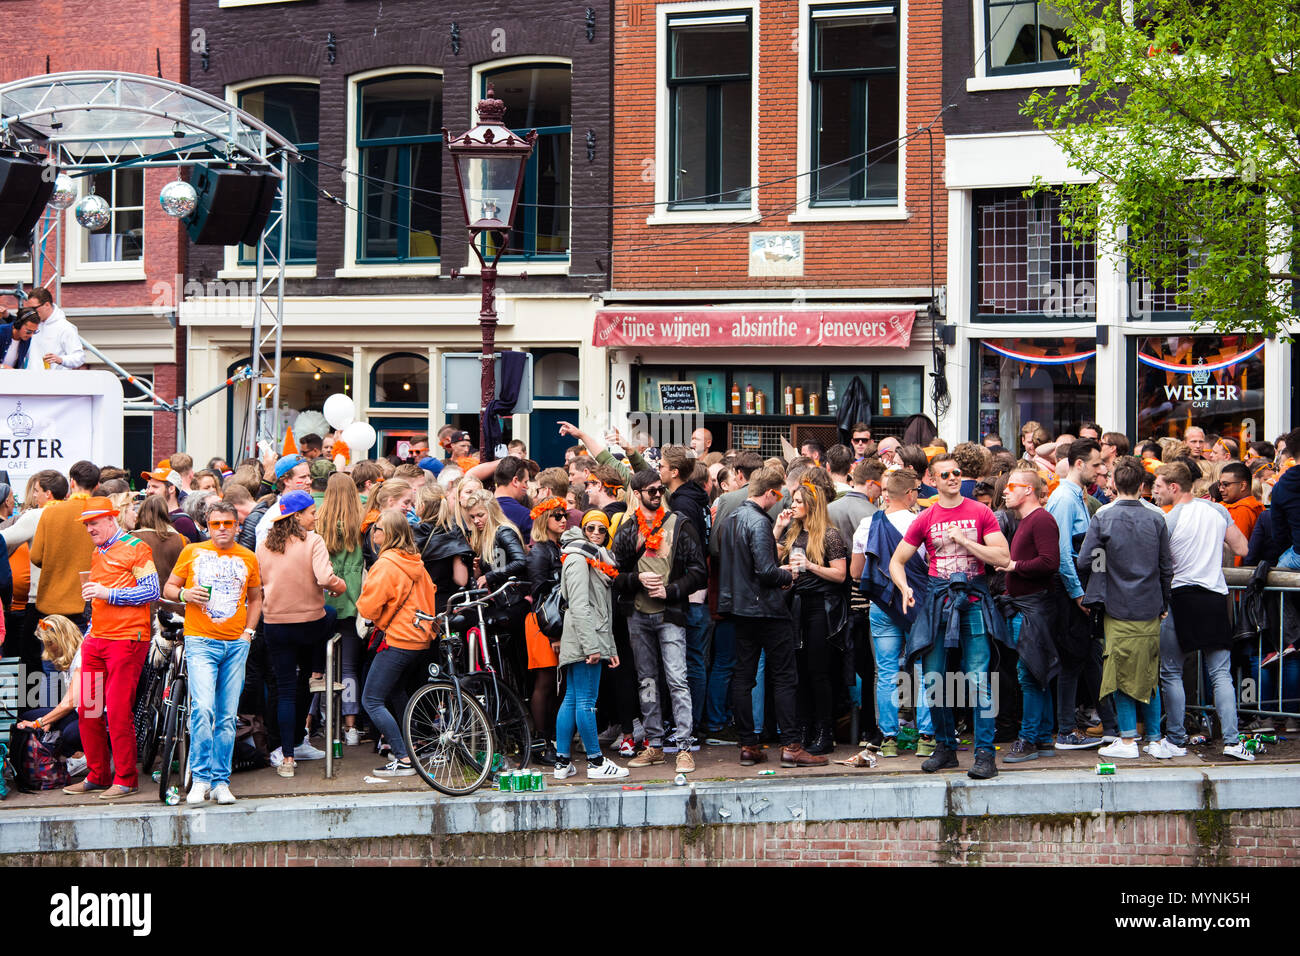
[[237, 82, 319, 264], [371, 352, 429, 406], [357, 73, 443, 262], [534, 349, 579, 398]]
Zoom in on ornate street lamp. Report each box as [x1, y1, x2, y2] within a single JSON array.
[[445, 84, 536, 462]]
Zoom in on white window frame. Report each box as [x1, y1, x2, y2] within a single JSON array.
[[0, 235, 34, 284], [222, 76, 320, 280], [338, 65, 446, 279], [967, 0, 1080, 91], [62, 167, 146, 283], [462, 56, 573, 277], [790, 0, 910, 223], [650, 0, 761, 226]]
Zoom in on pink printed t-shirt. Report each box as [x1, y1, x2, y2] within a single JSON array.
[[903, 497, 1001, 580]]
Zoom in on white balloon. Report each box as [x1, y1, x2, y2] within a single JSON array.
[[341, 420, 376, 455], [323, 393, 356, 430]]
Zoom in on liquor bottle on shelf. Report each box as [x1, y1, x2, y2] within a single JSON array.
[[755, 391, 766, 415], [826, 378, 837, 416], [784, 386, 794, 415], [809, 393, 820, 416], [880, 384, 892, 416], [795, 387, 805, 416], [731, 382, 741, 414], [745, 383, 755, 415]]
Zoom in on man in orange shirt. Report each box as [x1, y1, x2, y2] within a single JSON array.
[[62, 497, 159, 800], [164, 501, 262, 805], [1219, 462, 1263, 567]]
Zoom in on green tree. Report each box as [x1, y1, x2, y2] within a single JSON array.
[[1021, 0, 1300, 334]]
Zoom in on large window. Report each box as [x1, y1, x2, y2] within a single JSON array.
[[357, 73, 443, 262], [82, 168, 143, 265], [974, 189, 1095, 320], [371, 352, 429, 406], [481, 66, 571, 260], [985, 0, 1075, 75], [1133, 334, 1264, 442], [668, 13, 752, 208], [810, 5, 900, 205], [974, 337, 1095, 444], [238, 83, 319, 264]]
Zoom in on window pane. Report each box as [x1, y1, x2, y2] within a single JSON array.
[[671, 21, 750, 78], [288, 152, 318, 261], [865, 73, 899, 200], [83, 170, 143, 263], [534, 131, 571, 254], [977, 337, 1096, 442], [718, 81, 751, 203], [116, 169, 143, 208], [488, 67, 571, 128], [988, 0, 1074, 70], [241, 84, 319, 145], [118, 209, 143, 261], [360, 75, 443, 140], [975, 191, 1096, 317], [814, 12, 898, 72], [361, 146, 400, 259], [672, 85, 709, 202], [408, 142, 440, 259], [0, 235, 30, 265], [814, 75, 855, 202], [373, 353, 429, 404]]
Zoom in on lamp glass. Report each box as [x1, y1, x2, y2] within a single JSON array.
[[457, 152, 526, 230]]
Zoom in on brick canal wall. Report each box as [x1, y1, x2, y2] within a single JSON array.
[[6, 809, 1298, 867]]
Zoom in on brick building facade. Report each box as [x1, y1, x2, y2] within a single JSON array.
[[0, 0, 190, 476], [182, 0, 614, 464], [602, 0, 948, 456]]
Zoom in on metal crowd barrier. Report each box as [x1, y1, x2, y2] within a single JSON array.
[[324, 634, 342, 778]]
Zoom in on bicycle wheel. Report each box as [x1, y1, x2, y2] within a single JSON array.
[[460, 672, 532, 771], [157, 676, 186, 803], [135, 663, 167, 773], [402, 681, 495, 796]]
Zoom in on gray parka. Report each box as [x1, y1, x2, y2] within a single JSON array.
[[558, 527, 618, 667]]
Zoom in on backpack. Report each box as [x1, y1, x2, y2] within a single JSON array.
[[20, 732, 69, 790]]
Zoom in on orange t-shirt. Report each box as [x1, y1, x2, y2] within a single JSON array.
[[1224, 496, 1264, 567], [89, 533, 157, 642], [9, 542, 29, 609], [171, 540, 261, 641]]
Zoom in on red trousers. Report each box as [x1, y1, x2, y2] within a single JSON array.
[[78, 636, 148, 788]]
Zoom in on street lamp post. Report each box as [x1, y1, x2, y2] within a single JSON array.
[[445, 84, 536, 463]]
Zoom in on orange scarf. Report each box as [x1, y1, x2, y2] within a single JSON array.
[[562, 552, 619, 579], [636, 506, 667, 554]]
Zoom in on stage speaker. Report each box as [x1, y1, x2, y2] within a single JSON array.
[[0, 154, 55, 249], [184, 166, 279, 246]]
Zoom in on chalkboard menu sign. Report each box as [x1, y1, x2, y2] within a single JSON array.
[[739, 428, 762, 449], [658, 381, 698, 411]]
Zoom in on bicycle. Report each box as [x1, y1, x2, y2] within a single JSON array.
[[155, 631, 192, 803], [446, 580, 534, 771], [401, 608, 496, 796], [133, 610, 185, 775]]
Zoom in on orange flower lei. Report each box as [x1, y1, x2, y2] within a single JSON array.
[[529, 496, 568, 521], [562, 552, 619, 579], [636, 505, 667, 553]]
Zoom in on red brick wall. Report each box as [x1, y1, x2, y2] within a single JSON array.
[[7, 810, 1297, 866], [611, 0, 946, 290]]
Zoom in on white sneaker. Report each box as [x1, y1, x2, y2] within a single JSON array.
[[1098, 739, 1139, 759], [212, 783, 237, 805], [1223, 742, 1256, 761], [586, 759, 630, 779], [294, 737, 326, 761], [553, 761, 577, 780], [374, 758, 415, 777], [66, 755, 88, 778], [269, 747, 284, 767], [1143, 738, 1185, 759], [344, 726, 360, 746], [186, 781, 210, 804]]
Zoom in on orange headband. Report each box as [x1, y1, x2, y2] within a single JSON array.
[[800, 480, 818, 499], [530, 496, 568, 521]]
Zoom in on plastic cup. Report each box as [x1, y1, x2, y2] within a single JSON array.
[[78, 571, 91, 589]]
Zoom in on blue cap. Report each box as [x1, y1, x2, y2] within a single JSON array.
[[417, 456, 444, 476], [273, 489, 314, 521], [274, 454, 305, 480]]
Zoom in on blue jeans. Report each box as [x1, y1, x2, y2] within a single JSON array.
[[1159, 616, 1239, 745], [702, 618, 735, 731], [556, 661, 602, 760], [1278, 547, 1300, 571], [627, 611, 693, 748], [1017, 659, 1055, 745], [1112, 687, 1162, 741], [920, 603, 996, 753], [185, 636, 250, 787], [752, 650, 765, 733], [361, 646, 420, 760], [684, 602, 713, 730], [869, 605, 933, 737]]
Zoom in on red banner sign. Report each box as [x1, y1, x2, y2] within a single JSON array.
[[592, 309, 915, 349]]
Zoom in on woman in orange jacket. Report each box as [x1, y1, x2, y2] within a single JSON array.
[[357, 509, 439, 777]]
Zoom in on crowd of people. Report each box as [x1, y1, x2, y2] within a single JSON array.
[[3, 412, 1296, 802]]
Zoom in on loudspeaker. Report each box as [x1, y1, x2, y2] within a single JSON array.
[[0, 155, 55, 249], [184, 166, 279, 246]]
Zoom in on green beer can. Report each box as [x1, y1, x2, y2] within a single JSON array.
[[1095, 763, 1116, 775], [530, 769, 544, 791]]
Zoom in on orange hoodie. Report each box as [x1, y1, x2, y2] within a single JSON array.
[[355, 548, 438, 651], [1225, 495, 1264, 566]]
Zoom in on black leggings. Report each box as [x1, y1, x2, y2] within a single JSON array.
[[795, 598, 832, 726]]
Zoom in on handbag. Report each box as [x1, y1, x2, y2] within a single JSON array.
[[534, 584, 567, 639]]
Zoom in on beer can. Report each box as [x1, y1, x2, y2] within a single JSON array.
[[1095, 763, 1116, 775], [496, 771, 510, 792], [531, 769, 544, 791], [152, 770, 162, 783], [1255, 733, 1278, 743], [511, 769, 525, 792], [1244, 738, 1262, 754], [165, 785, 181, 805], [332, 740, 343, 759]]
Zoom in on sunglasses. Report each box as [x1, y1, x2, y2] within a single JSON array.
[[852, 437, 871, 443], [642, 486, 664, 497], [936, 469, 962, 480], [207, 519, 237, 529], [584, 523, 607, 534], [1005, 482, 1032, 493], [549, 511, 567, 521]]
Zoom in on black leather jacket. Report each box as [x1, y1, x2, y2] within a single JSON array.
[[525, 538, 562, 603], [483, 525, 528, 596], [717, 499, 793, 619], [610, 510, 707, 627]]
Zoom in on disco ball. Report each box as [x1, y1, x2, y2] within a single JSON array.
[[74, 194, 111, 231], [158, 179, 198, 218], [47, 174, 77, 211]]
